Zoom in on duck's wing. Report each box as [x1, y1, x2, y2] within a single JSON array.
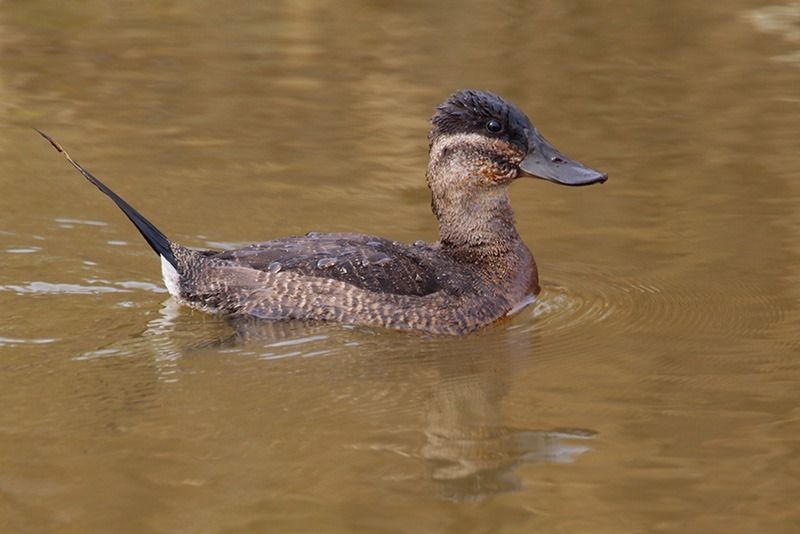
[[208, 233, 445, 297]]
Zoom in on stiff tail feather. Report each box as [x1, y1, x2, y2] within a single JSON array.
[[36, 129, 177, 270]]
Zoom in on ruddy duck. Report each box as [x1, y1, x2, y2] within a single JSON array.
[[39, 90, 606, 334]]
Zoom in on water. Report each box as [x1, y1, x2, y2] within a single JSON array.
[[1, 1, 800, 532]]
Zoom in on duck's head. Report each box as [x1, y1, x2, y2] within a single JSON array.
[[427, 89, 607, 190]]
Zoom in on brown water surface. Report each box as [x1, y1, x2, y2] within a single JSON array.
[[1, 1, 800, 532]]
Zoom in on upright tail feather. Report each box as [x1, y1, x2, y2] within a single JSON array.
[[36, 129, 177, 269]]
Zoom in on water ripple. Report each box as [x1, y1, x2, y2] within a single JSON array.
[[0, 280, 167, 295], [0, 336, 58, 346], [0, 282, 128, 295], [519, 267, 787, 344]]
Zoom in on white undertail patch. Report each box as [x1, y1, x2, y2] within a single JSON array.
[[160, 255, 181, 297]]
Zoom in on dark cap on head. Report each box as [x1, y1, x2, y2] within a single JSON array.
[[429, 89, 531, 148]]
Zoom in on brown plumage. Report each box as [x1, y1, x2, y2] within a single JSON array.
[[39, 89, 606, 335]]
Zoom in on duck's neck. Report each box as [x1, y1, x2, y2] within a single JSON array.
[[425, 136, 539, 296], [432, 187, 523, 257], [431, 185, 538, 295]]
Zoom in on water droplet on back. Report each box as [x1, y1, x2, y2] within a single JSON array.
[[316, 257, 337, 269], [414, 240, 425, 247], [268, 261, 282, 273]]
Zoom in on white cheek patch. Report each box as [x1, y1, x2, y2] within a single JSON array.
[[160, 255, 181, 297], [432, 132, 488, 153]]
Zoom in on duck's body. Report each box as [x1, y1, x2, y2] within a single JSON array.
[[40, 90, 605, 335], [166, 230, 536, 334]]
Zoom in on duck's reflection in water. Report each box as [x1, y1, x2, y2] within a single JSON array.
[[421, 350, 594, 501], [139, 301, 596, 501]]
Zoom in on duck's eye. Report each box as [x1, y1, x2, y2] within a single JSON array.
[[486, 119, 503, 133]]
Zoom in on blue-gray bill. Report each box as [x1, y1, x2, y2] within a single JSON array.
[[519, 128, 607, 186]]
